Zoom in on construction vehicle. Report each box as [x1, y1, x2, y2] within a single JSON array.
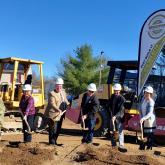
[[67, 60, 139, 137], [0, 57, 45, 133], [66, 57, 165, 144], [66, 9, 165, 144]]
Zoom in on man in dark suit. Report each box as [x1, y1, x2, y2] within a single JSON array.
[[108, 83, 127, 152], [81, 83, 100, 144]]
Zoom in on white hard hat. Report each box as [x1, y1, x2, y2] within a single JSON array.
[[23, 84, 32, 91], [55, 77, 64, 85], [144, 86, 153, 94], [87, 83, 97, 92], [113, 83, 122, 91]]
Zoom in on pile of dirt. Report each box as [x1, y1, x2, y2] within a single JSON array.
[[1, 118, 165, 165], [73, 145, 164, 165], [0, 142, 57, 165]]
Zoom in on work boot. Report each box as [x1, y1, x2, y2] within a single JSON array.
[[146, 142, 152, 150], [139, 141, 146, 150], [54, 142, 63, 147], [81, 138, 86, 144], [118, 145, 127, 152]]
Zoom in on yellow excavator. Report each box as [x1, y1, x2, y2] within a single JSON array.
[[0, 57, 45, 133]]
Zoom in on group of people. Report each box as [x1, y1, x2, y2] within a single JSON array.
[[108, 83, 156, 151], [19, 77, 70, 145], [81, 82, 156, 151], [18, 77, 156, 151]]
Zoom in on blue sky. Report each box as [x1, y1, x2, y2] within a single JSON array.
[[0, 0, 164, 77]]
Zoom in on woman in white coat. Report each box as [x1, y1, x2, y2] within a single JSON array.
[[139, 86, 156, 150]]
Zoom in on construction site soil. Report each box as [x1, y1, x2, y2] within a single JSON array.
[[0, 118, 165, 165]]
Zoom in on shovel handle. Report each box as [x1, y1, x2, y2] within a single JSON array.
[[80, 108, 86, 130], [58, 110, 66, 117], [81, 117, 85, 130], [20, 111, 31, 133], [112, 118, 116, 131]]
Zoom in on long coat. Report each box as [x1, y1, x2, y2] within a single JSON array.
[[45, 89, 69, 121], [139, 98, 156, 133]]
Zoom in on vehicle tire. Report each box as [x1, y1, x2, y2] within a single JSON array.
[[94, 106, 110, 137]]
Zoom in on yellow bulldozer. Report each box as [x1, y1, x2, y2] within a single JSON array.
[[0, 57, 45, 133]]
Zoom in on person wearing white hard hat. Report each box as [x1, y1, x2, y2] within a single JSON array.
[[19, 84, 35, 142], [108, 83, 127, 152], [81, 83, 100, 144], [45, 77, 70, 146], [139, 86, 156, 150]]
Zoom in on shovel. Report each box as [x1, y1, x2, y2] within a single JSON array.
[[81, 116, 85, 130], [138, 122, 147, 150], [112, 119, 118, 141], [20, 111, 33, 134], [138, 122, 147, 142], [80, 109, 88, 131], [48, 110, 67, 129]]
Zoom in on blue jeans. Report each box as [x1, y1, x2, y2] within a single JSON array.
[[110, 120, 124, 146], [23, 115, 35, 142], [82, 118, 96, 143]]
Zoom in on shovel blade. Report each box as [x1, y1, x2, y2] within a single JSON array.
[[138, 136, 147, 142], [113, 131, 119, 141]]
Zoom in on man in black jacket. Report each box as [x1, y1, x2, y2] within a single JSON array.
[[81, 83, 100, 144], [109, 83, 127, 152]]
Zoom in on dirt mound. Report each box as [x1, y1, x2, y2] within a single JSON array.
[[0, 142, 57, 165], [74, 145, 163, 165], [1, 119, 165, 165]]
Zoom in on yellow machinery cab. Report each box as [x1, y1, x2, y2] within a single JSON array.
[[0, 57, 45, 130]]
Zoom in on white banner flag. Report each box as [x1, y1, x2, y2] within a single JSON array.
[[138, 9, 165, 96]]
